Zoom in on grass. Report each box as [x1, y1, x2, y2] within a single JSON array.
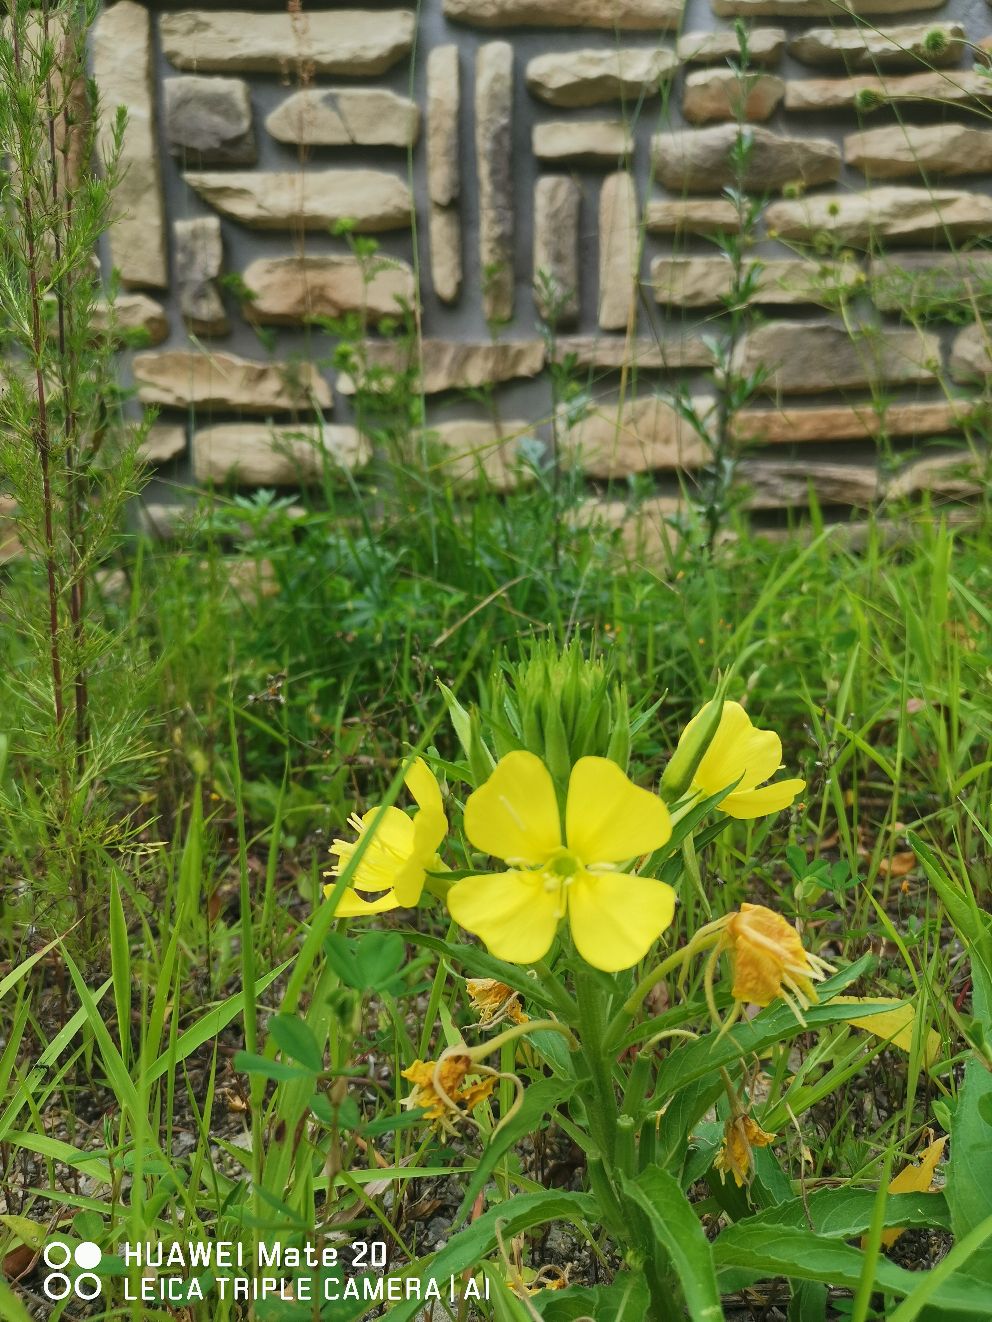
[[3, 3, 992, 1316], [2, 474, 992, 1318]]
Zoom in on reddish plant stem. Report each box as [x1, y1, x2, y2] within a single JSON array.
[[12, 19, 66, 757], [44, 4, 89, 784]]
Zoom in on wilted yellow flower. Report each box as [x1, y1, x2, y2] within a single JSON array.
[[714, 1113, 777, 1187], [678, 701, 805, 819], [323, 758, 446, 916], [447, 751, 674, 972], [401, 1053, 496, 1128], [466, 978, 528, 1027], [723, 903, 833, 1012]]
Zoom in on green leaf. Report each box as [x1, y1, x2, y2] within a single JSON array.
[[736, 1188, 950, 1238], [234, 1051, 315, 1082], [533, 1273, 650, 1319], [324, 930, 408, 994], [713, 1222, 992, 1313], [651, 957, 880, 1102], [268, 1015, 324, 1073], [453, 1077, 572, 1226], [369, 1191, 597, 1322], [480, 1264, 539, 1322], [620, 1166, 723, 1322], [947, 1060, 992, 1282]]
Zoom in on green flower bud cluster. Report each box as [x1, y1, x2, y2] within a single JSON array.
[[440, 641, 634, 797]]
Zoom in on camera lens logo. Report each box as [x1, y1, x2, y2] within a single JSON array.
[[42, 1241, 102, 1301]]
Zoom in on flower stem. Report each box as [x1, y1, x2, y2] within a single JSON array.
[[575, 971, 619, 1165]]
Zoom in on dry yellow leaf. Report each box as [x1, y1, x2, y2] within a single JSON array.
[[834, 996, 941, 1067], [866, 1136, 948, 1249]]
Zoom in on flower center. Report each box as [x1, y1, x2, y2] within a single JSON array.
[[546, 848, 581, 878]]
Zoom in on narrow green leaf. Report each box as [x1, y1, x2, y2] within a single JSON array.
[[713, 1221, 992, 1313], [268, 1015, 324, 1073], [621, 1166, 723, 1322], [946, 1060, 992, 1282]]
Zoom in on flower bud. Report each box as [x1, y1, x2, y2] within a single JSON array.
[[660, 692, 725, 804]]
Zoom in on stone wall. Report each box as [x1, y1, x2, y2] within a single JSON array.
[[90, 0, 992, 532]]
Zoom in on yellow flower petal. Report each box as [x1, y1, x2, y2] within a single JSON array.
[[324, 884, 400, 916], [567, 870, 676, 972], [463, 751, 562, 866], [690, 701, 754, 792], [405, 756, 444, 817], [565, 757, 672, 865], [833, 997, 941, 1067], [685, 702, 802, 819], [721, 778, 805, 819], [447, 870, 563, 964], [391, 807, 448, 906]]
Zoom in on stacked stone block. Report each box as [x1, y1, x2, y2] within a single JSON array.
[[80, 0, 992, 530]]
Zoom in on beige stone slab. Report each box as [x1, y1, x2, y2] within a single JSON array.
[[183, 170, 413, 232], [573, 496, 685, 566], [950, 325, 992, 382], [242, 255, 415, 326], [766, 187, 992, 246], [427, 45, 460, 207], [652, 124, 840, 191], [598, 172, 639, 333], [714, 0, 935, 16], [642, 199, 742, 235], [0, 498, 21, 564], [430, 206, 462, 305], [790, 22, 965, 69], [526, 48, 678, 108], [869, 253, 992, 313], [160, 9, 415, 76], [845, 124, 992, 179], [418, 420, 536, 490], [140, 423, 187, 465], [265, 88, 419, 147], [133, 350, 332, 413], [678, 28, 785, 65], [164, 75, 255, 166], [534, 177, 580, 326], [651, 256, 860, 308], [194, 424, 369, 486], [731, 321, 939, 394], [735, 459, 879, 508], [683, 70, 785, 124], [92, 294, 169, 346], [175, 217, 228, 336], [732, 400, 973, 444], [785, 70, 992, 111], [887, 450, 987, 500], [554, 336, 715, 370], [533, 120, 632, 163], [445, 0, 682, 29], [91, 1, 166, 289], [336, 340, 545, 395], [476, 43, 514, 324], [562, 396, 713, 476]]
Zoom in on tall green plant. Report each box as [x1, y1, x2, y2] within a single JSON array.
[[0, 0, 148, 941]]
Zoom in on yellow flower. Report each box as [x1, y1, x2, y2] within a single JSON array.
[[446, 751, 674, 972], [714, 1113, 777, 1187], [678, 700, 805, 819], [323, 758, 446, 916], [401, 1053, 496, 1126], [723, 903, 832, 1012], [466, 978, 528, 1027]]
